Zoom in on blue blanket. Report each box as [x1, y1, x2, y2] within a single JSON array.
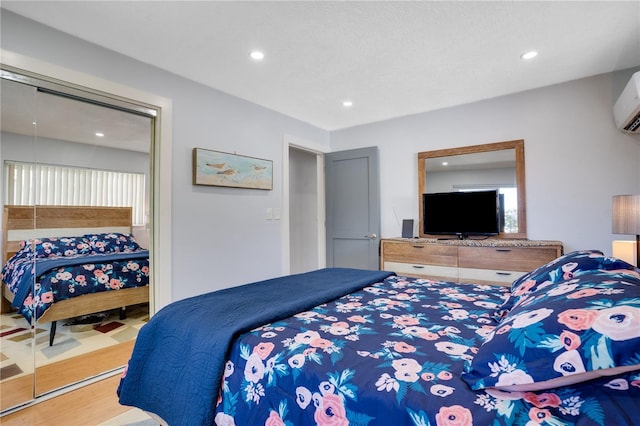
[[117, 268, 394, 425]]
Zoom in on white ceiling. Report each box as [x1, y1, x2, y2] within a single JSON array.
[[1, 77, 153, 152], [2, 1, 640, 131]]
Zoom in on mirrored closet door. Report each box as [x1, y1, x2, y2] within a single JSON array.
[[0, 77, 37, 411], [0, 70, 156, 410]]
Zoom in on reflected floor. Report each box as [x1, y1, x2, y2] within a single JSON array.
[[0, 304, 148, 382]]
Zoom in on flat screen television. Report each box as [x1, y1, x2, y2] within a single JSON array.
[[423, 190, 500, 238]]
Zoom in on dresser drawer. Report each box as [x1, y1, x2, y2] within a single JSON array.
[[458, 246, 560, 272], [382, 241, 457, 266], [457, 267, 525, 286], [383, 261, 458, 280], [380, 239, 562, 287]]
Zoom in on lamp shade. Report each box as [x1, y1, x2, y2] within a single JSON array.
[[612, 195, 640, 235]]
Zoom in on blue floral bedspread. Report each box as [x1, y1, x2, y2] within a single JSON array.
[[2, 250, 149, 323], [118, 268, 394, 426], [214, 275, 640, 425]]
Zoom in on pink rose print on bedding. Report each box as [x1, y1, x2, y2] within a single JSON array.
[[40, 291, 54, 303], [394, 315, 420, 326], [393, 341, 417, 353], [559, 330, 581, 351], [253, 342, 275, 359], [556, 309, 597, 331], [313, 393, 348, 426], [591, 306, 640, 341], [566, 288, 600, 299], [523, 392, 561, 408], [435, 405, 473, 426], [214, 413, 235, 426], [347, 315, 367, 323], [513, 279, 537, 296], [264, 411, 285, 426], [528, 407, 552, 424]]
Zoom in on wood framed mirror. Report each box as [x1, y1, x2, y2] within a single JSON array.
[[418, 139, 527, 239]]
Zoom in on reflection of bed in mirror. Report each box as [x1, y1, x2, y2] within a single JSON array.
[[1, 65, 157, 413], [1, 205, 150, 346]]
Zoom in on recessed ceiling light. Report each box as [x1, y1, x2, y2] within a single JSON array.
[[250, 50, 265, 61], [342, 100, 353, 108], [95, 132, 105, 137], [520, 51, 538, 60], [442, 162, 448, 166]]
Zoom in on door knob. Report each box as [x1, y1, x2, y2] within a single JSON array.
[[365, 233, 377, 240]]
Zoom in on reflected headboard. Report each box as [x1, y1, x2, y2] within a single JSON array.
[[2, 205, 133, 264]]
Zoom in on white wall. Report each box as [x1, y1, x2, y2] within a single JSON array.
[[1, 11, 330, 301], [330, 70, 640, 254], [426, 167, 515, 193], [1, 132, 149, 176]]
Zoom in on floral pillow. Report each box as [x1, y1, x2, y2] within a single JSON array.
[[462, 271, 640, 391], [11, 240, 36, 260], [86, 232, 141, 253], [496, 250, 639, 315], [17, 236, 92, 259]]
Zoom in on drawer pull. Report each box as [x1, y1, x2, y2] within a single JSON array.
[[412, 265, 425, 269], [496, 249, 512, 252], [496, 272, 512, 276], [412, 246, 424, 249]]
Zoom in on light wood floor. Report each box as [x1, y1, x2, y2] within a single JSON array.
[[1, 340, 136, 413], [0, 375, 130, 425]]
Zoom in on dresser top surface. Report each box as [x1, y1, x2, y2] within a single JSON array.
[[383, 237, 563, 248]]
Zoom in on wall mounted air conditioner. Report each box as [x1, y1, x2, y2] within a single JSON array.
[[614, 71, 640, 133]]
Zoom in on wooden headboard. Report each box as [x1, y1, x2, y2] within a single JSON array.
[[2, 205, 133, 264]]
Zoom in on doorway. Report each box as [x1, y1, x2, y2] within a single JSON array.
[[284, 136, 328, 275], [285, 138, 381, 274], [289, 147, 320, 274]]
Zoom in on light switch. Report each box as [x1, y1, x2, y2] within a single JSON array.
[[266, 208, 273, 220]]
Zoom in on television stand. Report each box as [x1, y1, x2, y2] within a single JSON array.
[[380, 238, 563, 286]]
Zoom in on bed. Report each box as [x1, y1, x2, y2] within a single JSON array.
[[1, 205, 150, 345], [118, 251, 640, 425]]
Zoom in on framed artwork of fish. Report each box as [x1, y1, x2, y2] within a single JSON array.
[[192, 148, 273, 190]]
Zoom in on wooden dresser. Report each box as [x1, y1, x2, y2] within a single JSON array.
[[380, 238, 563, 286]]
